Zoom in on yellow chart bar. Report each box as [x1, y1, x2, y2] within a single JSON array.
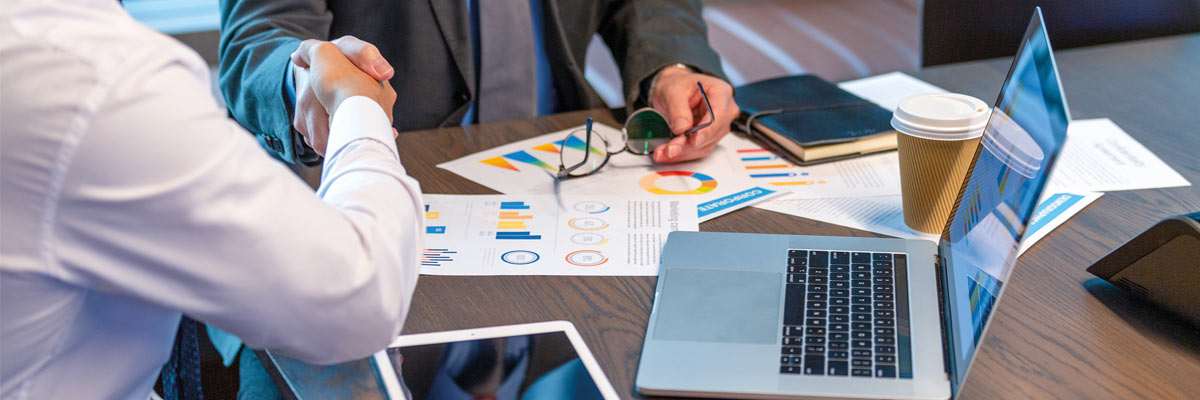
[[497, 221, 527, 229]]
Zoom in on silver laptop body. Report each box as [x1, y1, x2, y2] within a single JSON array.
[[637, 8, 1071, 399]]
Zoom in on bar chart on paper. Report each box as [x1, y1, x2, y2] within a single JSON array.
[[418, 194, 698, 276], [495, 202, 541, 240], [723, 134, 903, 199]]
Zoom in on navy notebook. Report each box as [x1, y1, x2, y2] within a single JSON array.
[[735, 75, 896, 165]]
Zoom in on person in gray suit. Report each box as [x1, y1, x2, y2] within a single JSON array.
[[218, 0, 740, 166]]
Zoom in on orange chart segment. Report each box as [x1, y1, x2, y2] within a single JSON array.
[[638, 171, 718, 195], [531, 143, 560, 153], [498, 211, 533, 219], [565, 250, 608, 266], [479, 156, 519, 172], [745, 164, 793, 170]]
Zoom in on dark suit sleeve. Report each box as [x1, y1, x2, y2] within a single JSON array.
[[217, 0, 333, 163], [597, 0, 726, 111]]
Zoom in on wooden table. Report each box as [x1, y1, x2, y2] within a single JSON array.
[[285, 34, 1200, 399]]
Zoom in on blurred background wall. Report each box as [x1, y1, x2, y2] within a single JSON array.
[[125, 0, 922, 108]]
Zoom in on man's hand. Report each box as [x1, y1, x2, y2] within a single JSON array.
[[290, 36, 396, 155], [647, 66, 740, 163]]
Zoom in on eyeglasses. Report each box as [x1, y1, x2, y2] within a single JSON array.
[[557, 82, 713, 179]]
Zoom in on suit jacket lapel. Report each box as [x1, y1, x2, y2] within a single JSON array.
[[428, 0, 475, 97]]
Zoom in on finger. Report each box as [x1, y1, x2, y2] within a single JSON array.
[[658, 81, 696, 135], [332, 35, 394, 81], [664, 140, 720, 163], [652, 135, 690, 163], [393, 128, 399, 139], [689, 125, 731, 153], [296, 103, 330, 155], [289, 39, 324, 69]]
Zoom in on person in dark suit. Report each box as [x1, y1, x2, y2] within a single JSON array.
[[218, 0, 740, 166]]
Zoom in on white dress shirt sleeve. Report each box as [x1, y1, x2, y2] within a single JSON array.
[[49, 53, 423, 365]]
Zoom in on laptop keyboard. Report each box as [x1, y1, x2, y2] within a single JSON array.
[[779, 249, 913, 379]]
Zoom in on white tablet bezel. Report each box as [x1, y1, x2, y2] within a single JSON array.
[[371, 320, 619, 400]]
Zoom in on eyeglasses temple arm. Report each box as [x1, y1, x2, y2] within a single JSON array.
[[557, 117, 593, 178], [684, 82, 714, 136]]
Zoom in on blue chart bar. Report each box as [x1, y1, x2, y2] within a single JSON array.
[[500, 201, 531, 210], [496, 231, 542, 240], [422, 249, 457, 267], [741, 156, 777, 161], [750, 172, 796, 178]]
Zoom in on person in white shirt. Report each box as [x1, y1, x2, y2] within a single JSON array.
[[0, 1, 424, 399]]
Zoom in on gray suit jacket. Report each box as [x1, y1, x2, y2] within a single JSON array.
[[218, 0, 726, 164]]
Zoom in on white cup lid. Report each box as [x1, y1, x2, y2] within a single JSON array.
[[891, 93, 990, 141]]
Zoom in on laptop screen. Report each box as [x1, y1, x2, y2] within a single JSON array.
[[937, 8, 1070, 393]]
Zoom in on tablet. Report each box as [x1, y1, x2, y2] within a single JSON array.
[[371, 321, 619, 400]]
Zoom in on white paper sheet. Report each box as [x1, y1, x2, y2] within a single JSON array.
[[721, 134, 903, 199], [754, 191, 1101, 255], [837, 71, 949, 112], [1048, 118, 1191, 193], [437, 124, 785, 222], [420, 194, 698, 276], [1017, 191, 1103, 254]]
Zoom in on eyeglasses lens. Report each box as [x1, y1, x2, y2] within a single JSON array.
[[624, 110, 673, 155]]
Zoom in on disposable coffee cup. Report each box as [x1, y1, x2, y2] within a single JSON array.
[[892, 93, 990, 234]]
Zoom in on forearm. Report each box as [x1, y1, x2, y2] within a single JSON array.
[[56, 59, 421, 364], [232, 97, 423, 363], [217, 0, 331, 162], [599, 0, 727, 111]]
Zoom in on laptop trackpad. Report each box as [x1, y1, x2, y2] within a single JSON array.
[[653, 268, 780, 344]]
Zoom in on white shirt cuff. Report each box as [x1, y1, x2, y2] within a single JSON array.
[[326, 96, 398, 159]]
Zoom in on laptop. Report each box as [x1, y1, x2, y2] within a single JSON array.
[[636, 8, 1070, 399]]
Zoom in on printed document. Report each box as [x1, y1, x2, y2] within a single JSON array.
[[437, 124, 783, 222], [721, 134, 902, 199], [420, 194, 698, 276], [1048, 118, 1190, 193]]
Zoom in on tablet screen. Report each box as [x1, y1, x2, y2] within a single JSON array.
[[379, 331, 606, 400]]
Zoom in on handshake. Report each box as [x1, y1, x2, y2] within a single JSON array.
[[291, 36, 398, 155], [292, 36, 740, 162]]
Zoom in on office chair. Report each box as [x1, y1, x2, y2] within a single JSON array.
[[921, 0, 1200, 67]]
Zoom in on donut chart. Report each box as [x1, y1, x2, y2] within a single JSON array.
[[573, 201, 611, 214], [639, 171, 718, 195], [570, 232, 608, 245], [500, 250, 540, 265], [565, 250, 608, 266], [568, 217, 609, 231]]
